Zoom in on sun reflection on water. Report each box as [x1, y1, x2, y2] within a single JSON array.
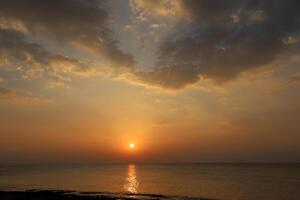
[[124, 164, 139, 194]]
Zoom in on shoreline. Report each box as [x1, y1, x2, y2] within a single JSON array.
[[0, 190, 216, 200]]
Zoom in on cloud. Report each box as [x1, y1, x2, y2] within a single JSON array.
[[0, 18, 28, 33], [149, 24, 167, 29], [1, 0, 300, 91], [46, 81, 68, 89], [133, 0, 300, 89], [0, 87, 11, 95], [129, 0, 182, 21], [0, 0, 135, 68], [0, 28, 80, 80], [73, 66, 97, 77]]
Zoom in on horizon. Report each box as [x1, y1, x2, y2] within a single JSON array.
[[1, 161, 300, 167]]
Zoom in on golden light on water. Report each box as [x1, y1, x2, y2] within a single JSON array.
[[124, 164, 139, 193]]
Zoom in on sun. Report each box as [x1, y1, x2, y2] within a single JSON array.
[[129, 143, 135, 149]]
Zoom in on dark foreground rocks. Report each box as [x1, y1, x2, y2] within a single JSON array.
[[0, 190, 216, 200]]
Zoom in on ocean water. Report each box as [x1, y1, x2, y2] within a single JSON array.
[[0, 163, 299, 200]]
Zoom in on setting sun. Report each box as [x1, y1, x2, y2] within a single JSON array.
[[129, 143, 135, 149]]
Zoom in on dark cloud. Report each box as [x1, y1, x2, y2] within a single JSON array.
[[0, 0, 135, 67], [136, 0, 300, 89], [0, 28, 80, 78], [181, 0, 240, 20]]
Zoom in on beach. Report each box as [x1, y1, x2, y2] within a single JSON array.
[[0, 190, 214, 200]]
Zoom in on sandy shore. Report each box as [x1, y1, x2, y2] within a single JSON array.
[[0, 190, 215, 200]]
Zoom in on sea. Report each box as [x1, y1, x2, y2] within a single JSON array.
[[0, 163, 299, 200]]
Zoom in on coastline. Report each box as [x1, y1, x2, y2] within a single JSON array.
[[0, 190, 216, 200]]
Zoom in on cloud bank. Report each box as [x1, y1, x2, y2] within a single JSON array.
[[1, 0, 300, 90], [0, 0, 134, 77], [133, 0, 300, 89]]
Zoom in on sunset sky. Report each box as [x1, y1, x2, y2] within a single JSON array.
[[0, 0, 300, 164]]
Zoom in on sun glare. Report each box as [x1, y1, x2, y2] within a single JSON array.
[[129, 143, 135, 149]]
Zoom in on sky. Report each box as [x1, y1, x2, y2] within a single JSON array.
[[0, 0, 300, 164]]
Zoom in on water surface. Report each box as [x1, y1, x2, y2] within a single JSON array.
[[0, 163, 299, 200]]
